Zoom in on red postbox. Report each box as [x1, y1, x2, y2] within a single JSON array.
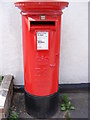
[[15, 0, 68, 118]]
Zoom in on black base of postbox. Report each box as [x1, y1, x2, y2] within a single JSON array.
[[25, 91, 59, 118]]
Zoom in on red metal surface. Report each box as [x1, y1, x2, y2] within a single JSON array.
[[15, 1, 68, 11], [15, 1, 68, 96]]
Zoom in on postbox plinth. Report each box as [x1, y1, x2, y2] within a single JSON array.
[[25, 91, 59, 118], [15, 0, 68, 118]]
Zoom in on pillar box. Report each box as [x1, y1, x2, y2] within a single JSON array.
[[15, 0, 68, 118]]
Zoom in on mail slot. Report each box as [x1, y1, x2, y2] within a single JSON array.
[[29, 21, 56, 30], [15, 0, 69, 118], [30, 21, 55, 26]]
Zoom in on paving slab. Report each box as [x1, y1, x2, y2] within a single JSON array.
[[9, 91, 89, 119]]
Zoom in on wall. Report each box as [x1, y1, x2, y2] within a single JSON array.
[[0, 1, 88, 85], [0, 1, 24, 85], [60, 2, 88, 84]]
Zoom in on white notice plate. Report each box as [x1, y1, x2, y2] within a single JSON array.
[[37, 32, 48, 50]]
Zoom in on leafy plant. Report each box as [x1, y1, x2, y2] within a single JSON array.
[[62, 94, 68, 104], [63, 110, 71, 120], [66, 110, 71, 120], [0, 75, 3, 84], [0, 75, 3, 81], [70, 106, 75, 110], [8, 111, 18, 120], [61, 94, 75, 111]]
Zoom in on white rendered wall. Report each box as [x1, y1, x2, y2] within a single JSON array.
[[0, 1, 88, 85], [60, 2, 88, 84]]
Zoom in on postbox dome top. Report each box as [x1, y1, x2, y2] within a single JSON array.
[[15, 0, 69, 12], [15, 0, 68, 2]]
